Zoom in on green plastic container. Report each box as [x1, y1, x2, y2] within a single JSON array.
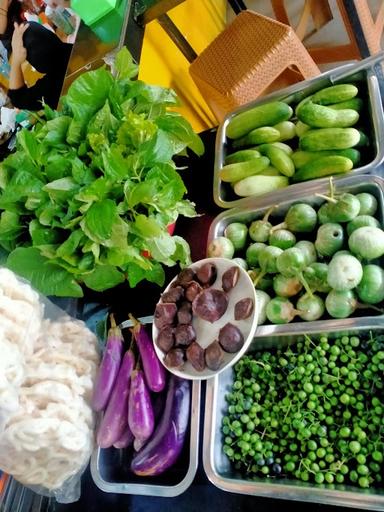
[[71, 0, 125, 43]]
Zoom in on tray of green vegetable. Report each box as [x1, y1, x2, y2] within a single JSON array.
[[203, 319, 384, 509], [207, 174, 384, 337], [213, 56, 384, 208]]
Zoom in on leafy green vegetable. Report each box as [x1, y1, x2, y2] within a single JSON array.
[[0, 48, 203, 296]]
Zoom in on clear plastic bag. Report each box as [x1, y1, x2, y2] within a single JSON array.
[[0, 268, 99, 503]]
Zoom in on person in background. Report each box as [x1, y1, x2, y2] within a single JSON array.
[[8, 21, 72, 110], [0, 0, 23, 56]]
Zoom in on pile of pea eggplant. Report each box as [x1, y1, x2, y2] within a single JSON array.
[[208, 181, 384, 324], [222, 331, 384, 488], [92, 315, 191, 476], [220, 83, 371, 199]]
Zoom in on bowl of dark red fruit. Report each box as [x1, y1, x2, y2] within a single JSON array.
[[153, 258, 258, 379]]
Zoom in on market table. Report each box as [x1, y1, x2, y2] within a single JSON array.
[[50, 128, 364, 512]]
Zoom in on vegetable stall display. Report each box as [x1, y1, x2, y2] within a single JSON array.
[[219, 84, 371, 199], [221, 332, 384, 489], [208, 180, 384, 324], [0, 48, 204, 297], [94, 315, 191, 477]]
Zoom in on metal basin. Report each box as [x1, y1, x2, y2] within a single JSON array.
[[203, 319, 384, 510], [214, 62, 384, 209]]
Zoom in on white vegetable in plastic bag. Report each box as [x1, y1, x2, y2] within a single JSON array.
[[0, 268, 99, 503]]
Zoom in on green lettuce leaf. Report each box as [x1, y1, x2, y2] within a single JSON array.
[[7, 247, 83, 297], [82, 264, 125, 291]]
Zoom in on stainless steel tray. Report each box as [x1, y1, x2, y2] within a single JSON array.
[[203, 318, 384, 510], [90, 316, 201, 497], [207, 173, 384, 338], [214, 59, 384, 209]]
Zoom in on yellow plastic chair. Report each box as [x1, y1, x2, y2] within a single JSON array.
[[189, 9, 320, 122]]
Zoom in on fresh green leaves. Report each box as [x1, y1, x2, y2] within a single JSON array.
[[0, 47, 203, 297], [7, 247, 83, 297]]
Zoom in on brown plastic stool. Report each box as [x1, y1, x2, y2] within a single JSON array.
[[189, 10, 320, 122]]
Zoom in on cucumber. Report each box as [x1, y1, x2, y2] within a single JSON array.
[[291, 155, 353, 182], [225, 149, 261, 165], [226, 101, 293, 139], [311, 84, 358, 105], [295, 94, 313, 116], [299, 128, 360, 151], [291, 149, 361, 169], [295, 120, 310, 137], [297, 102, 359, 128], [257, 144, 295, 177], [219, 156, 270, 182], [355, 130, 369, 147], [257, 142, 293, 155], [259, 166, 282, 176], [232, 126, 280, 148], [234, 175, 289, 197], [273, 121, 296, 141], [328, 97, 363, 112]]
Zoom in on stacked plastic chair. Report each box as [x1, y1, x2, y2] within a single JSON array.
[[189, 10, 320, 121]]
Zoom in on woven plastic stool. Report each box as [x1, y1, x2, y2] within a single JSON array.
[[189, 10, 320, 121]]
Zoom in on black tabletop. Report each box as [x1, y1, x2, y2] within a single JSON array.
[[50, 129, 361, 512]]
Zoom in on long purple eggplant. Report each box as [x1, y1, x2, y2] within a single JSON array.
[[128, 368, 154, 443], [92, 314, 123, 412], [130, 315, 166, 392], [113, 425, 134, 449], [96, 347, 135, 448], [130, 376, 191, 476]]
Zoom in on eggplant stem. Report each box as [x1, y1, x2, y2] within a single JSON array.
[[252, 270, 266, 288], [110, 313, 117, 328], [329, 176, 335, 200], [263, 204, 278, 222], [128, 313, 140, 334], [315, 193, 337, 204], [356, 302, 384, 314], [298, 272, 313, 298], [270, 221, 286, 233]]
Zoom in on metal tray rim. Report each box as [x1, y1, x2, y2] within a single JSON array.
[[203, 318, 384, 510], [90, 379, 201, 497], [207, 173, 384, 338], [213, 67, 384, 209]]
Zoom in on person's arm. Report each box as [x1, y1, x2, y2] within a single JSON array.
[[9, 22, 27, 91], [0, 0, 10, 35]]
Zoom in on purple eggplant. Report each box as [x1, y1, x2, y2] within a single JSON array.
[[96, 347, 135, 448], [128, 368, 155, 444], [92, 314, 123, 412], [130, 315, 166, 392], [113, 425, 134, 449], [130, 376, 191, 476]]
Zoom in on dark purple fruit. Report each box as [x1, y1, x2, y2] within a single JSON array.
[[175, 324, 196, 347], [192, 289, 229, 323], [222, 266, 240, 292], [156, 326, 175, 353], [177, 302, 193, 325], [154, 303, 177, 330], [196, 262, 217, 286], [218, 323, 244, 353], [205, 341, 224, 371], [234, 298, 254, 320], [164, 348, 185, 368], [185, 281, 203, 302], [162, 286, 184, 303], [186, 342, 205, 371], [176, 268, 195, 287]]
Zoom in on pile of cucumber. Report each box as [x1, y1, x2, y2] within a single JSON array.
[[222, 84, 368, 198], [207, 182, 384, 325]]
